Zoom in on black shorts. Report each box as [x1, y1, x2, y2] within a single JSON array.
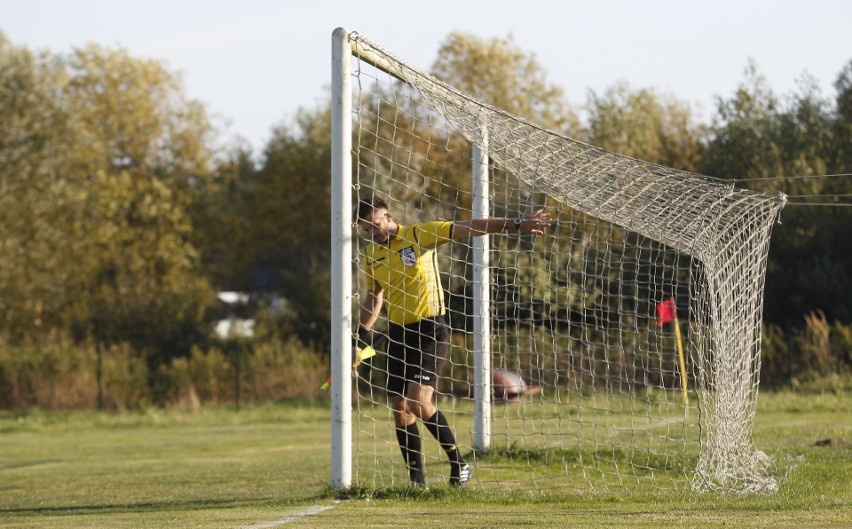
[[386, 316, 450, 396]]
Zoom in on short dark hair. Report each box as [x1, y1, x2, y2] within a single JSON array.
[[356, 196, 388, 222]]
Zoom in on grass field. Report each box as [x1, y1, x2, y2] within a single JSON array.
[[351, 390, 705, 494], [1, 391, 850, 529]]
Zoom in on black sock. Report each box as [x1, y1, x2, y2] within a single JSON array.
[[395, 423, 425, 484], [424, 410, 464, 465]]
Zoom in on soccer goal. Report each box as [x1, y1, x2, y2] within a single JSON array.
[[330, 28, 786, 494]]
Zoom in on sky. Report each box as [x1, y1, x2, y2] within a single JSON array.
[[2, 0, 851, 153]]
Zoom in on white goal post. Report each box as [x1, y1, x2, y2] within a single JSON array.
[[331, 27, 786, 494]]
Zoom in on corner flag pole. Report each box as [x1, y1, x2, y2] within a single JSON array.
[[658, 297, 688, 407], [673, 312, 688, 407]]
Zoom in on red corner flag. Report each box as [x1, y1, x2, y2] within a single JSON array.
[[656, 297, 677, 326]]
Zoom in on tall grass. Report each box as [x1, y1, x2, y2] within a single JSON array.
[[762, 311, 852, 391], [1, 310, 849, 410], [0, 332, 328, 410], [0, 333, 147, 410]]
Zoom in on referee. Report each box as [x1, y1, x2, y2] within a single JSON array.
[[354, 197, 552, 487]]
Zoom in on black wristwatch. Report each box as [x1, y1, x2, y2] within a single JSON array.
[[513, 218, 523, 230]]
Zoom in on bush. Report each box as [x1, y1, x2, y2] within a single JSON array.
[[794, 311, 836, 376], [158, 346, 232, 408], [0, 330, 328, 410], [2, 309, 846, 409], [0, 332, 92, 409], [154, 336, 328, 407], [244, 337, 329, 401], [97, 342, 150, 410], [761, 311, 852, 390], [0, 333, 148, 410], [761, 323, 790, 388]]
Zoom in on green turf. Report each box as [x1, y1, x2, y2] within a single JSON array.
[[1, 392, 850, 528], [353, 390, 720, 493]]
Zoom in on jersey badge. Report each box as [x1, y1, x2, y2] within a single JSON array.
[[400, 246, 416, 267]]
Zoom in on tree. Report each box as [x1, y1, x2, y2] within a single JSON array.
[[583, 81, 706, 172], [703, 60, 851, 324], [188, 143, 257, 289], [701, 61, 786, 181], [219, 106, 334, 347], [0, 33, 73, 339], [431, 32, 579, 134], [831, 60, 852, 173], [64, 44, 217, 359], [0, 36, 217, 362]]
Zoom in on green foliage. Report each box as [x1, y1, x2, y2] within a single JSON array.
[[760, 323, 791, 387], [0, 329, 328, 410], [702, 61, 852, 325], [187, 146, 257, 287], [60, 44, 216, 356], [194, 107, 334, 348], [431, 32, 579, 133], [0, 35, 76, 341], [832, 60, 852, 170], [1, 30, 850, 408], [793, 311, 837, 377], [761, 313, 852, 390], [702, 61, 787, 180], [0, 333, 148, 410], [0, 34, 216, 365], [583, 81, 706, 171], [158, 335, 329, 407], [160, 346, 231, 407]]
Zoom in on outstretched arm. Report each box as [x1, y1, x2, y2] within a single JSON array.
[[452, 209, 553, 240]]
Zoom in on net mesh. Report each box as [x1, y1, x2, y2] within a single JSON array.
[[345, 31, 785, 494]]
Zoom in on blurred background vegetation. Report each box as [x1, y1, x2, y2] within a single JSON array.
[[0, 31, 849, 409]]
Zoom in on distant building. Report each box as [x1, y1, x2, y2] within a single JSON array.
[[212, 291, 290, 339]]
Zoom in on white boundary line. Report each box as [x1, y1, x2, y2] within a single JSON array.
[[244, 501, 340, 528]]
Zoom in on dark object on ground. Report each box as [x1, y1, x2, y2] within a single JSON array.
[[815, 438, 850, 447]]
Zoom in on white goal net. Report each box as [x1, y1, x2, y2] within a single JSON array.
[[331, 29, 786, 494]]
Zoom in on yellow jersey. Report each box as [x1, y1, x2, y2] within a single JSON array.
[[364, 221, 453, 326]]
